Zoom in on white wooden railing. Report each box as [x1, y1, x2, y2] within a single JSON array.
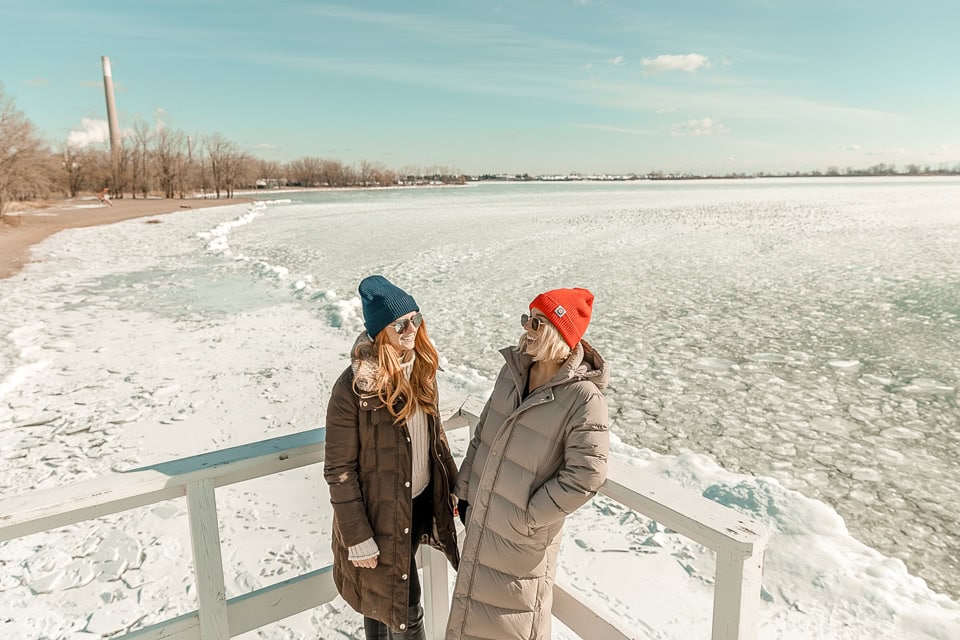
[[0, 396, 768, 640]]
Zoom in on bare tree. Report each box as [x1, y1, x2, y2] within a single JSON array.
[[110, 139, 131, 199], [0, 85, 53, 217], [196, 147, 210, 198], [287, 156, 324, 187], [321, 158, 350, 187], [367, 162, 396, 186], [222, 150, 253, 198], [205, 133, 236, 198], [58, 142, 88, 197], [129, 120, 152, 199], [254, 158, 283, 187], [358, 159, 373, 186], [153, 127, 185, 198]]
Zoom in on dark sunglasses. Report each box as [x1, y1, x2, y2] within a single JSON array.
[[392, 312, 423, 334], [521, 313, 544, 332]]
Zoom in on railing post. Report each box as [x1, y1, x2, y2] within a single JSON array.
[[186, 478, 230, 640], [711, 542, 765, 640], [420, 546, 450, 640]]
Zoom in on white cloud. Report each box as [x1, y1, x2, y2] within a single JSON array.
[[154, 108, 168, 132], [574, 123, 652, 135], [26, 78, 49, 87], [867, 146, 907, 157], [642, 53, 709, 74], [843, 144, 862, 151], [67, 118, 110, 149], [608, 56, 626, 66], [671, 118, 729, 137], [656, 106, 678, 114]]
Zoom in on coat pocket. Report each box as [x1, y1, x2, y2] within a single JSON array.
[[506, 502, 535, 539]]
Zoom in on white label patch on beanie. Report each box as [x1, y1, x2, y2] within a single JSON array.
[[554, 305, 567, 317]]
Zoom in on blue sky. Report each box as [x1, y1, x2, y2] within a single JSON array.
[[2, 1, 958, 175]]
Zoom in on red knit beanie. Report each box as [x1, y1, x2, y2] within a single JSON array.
[[530, 287, 594, 348]]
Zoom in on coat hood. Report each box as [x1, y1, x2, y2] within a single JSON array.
[[503, 338, 609, 394], [349, 331, 380, 393]]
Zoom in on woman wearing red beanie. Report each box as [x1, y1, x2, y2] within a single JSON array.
[[446, 287, 610, 640], [324, 275, 460, 640]]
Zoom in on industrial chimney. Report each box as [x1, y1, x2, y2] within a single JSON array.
[[101, 56, 121, 158]]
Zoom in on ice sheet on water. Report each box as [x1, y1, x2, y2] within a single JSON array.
[[1, 180, 959, 638], [202, 181, 958, 601]]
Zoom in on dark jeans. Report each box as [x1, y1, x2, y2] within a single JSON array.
[[363, 489, 432, 639]]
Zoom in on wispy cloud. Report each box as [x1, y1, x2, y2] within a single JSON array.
[[642, 53, 709, 74], [574, 123, 653, 135], [306, 4, 607, 57], [671, 118, 728, 137], [866, 146, 907, 157], [80, 79, 127, 92], [608, 56, 625, 66], [26, 78, 49, 87]]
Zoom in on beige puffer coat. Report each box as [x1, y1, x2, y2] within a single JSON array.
[[446, 340, 609, 640], [324, 333, 460, 632]]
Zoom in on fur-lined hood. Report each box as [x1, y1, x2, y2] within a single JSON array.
[[349, 331, 380, 393]]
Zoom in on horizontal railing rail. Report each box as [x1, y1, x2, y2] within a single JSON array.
[[0, 395, 768, 640]]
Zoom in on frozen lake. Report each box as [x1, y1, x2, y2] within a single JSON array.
[[242, 177, 960, 600], [1, 176, 958, 638]]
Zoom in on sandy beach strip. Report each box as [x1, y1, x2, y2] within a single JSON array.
[[0, 197, 251, 280]]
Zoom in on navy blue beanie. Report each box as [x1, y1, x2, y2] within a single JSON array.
[[358, 275, 419, 339]]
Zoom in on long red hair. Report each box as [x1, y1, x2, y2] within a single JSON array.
[[356, 320, 439, 424]]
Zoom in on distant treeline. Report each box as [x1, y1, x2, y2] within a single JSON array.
[[485, 164, 960, 182], [2, 84, 958, 218]]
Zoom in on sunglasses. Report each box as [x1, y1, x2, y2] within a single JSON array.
[[392, 312, 423, 334], [521, 313, 544, 332]]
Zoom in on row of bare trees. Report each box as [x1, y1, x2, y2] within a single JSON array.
[[1, 85, 256, 216], [1, 85, 467, 218], [0, 86, 61, 217]]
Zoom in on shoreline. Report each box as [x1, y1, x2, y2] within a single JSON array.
[[0, 197, 251, 280]]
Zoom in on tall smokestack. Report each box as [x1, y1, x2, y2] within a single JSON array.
[[101, 56, 121, 157]]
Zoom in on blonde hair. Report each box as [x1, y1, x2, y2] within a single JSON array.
[[355, 321, 439, 424], [521, 320, 572, 363]]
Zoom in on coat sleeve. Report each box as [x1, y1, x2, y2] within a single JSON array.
[[434, 384, 460, 492], [323, 369, 375, 547], [527, 388, 609, 529], [455, 393, 493, 501]]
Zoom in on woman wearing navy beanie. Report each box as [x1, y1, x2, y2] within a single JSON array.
[[323, 275, 459, 640]]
